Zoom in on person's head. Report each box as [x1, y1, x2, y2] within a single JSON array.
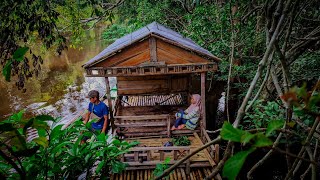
[[191, 94, 201, 105], [88, 90, 99, 103]]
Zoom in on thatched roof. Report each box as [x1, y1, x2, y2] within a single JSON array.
[[83, 22, 220, 68]]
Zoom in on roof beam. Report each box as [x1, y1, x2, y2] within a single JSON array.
[[149, 37, 157, 62]]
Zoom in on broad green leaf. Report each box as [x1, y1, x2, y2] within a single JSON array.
[[51, 141, 73, 154], [0, 161, 12, 170], [0, 123, 15, 131], [112, 139, 121, 146], [11, 110, 25, 122], [2, 61, 12, 82], [222, 148, 255, 180], [23, 118, 34, 135], [85, 154, 92, 163], [86, 121, 93, 129], [13, 129, 27, 150], [241, 131, 255, 144], [50, 124, 63, 139], [97, 132, 106, 142], [72, 135, 83, 156], [309, 94, 320, 108], [221, 122, 246, 142], [164, 157, 171, 164], [111, 161, 127, 173], [91, 141, 106, 149], [253, 133, 273, 147], [95, 160, 106, 174], [266, 120, 285, 136], [33, 137, 49, 148], [17, 128, 23, 135], [14, 146, 39, 157], [32, 120, 49, 130], [37, 128, 46, 137], [13, 47, 29, 61], [35, 115, 55, 122]]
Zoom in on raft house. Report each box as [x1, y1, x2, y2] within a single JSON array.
[[83, 22, 221, 180]]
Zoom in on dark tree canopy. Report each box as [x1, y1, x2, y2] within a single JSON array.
[[0, 0, 121, 91]]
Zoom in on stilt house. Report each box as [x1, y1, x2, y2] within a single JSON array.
[[83, 22, 221, 179]]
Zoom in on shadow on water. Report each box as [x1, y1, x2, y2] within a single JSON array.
[[0, 26, 114, 122]]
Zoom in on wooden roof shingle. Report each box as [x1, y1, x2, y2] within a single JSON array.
[[83, 22, 220, 68]]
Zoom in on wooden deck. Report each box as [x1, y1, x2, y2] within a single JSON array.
[[111, 133, 217, 180], [126, 134, 215, 166], [111, 167, 215, 180]]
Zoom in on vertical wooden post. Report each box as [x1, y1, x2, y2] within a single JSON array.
[[186, 157, 190, 176], [160, 150, 164, 161], [201, 72, 206, 130], [188, 74, 192, 104], [105, 77, 115, 132], [149, 37, 157, 62]]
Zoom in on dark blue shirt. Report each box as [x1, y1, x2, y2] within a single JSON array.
[[88, 101, 109, 130]]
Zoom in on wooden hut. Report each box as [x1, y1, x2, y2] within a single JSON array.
[[83, 22, 221, 179]]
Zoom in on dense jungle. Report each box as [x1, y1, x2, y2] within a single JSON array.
[[0, 0, 319, 179]]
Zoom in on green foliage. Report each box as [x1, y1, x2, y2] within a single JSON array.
[[222, 148, 255, 180], [172, 136, 191, 146], [153, 157, 171, 179], [220, 121, 283, 179], [0, 0, 115, 90], [0, 111, 137, 179], [282, 84, 320, 139], [221, 122, 255, 144], [266, 120, 285, 137], [102, 23, 142, 43], [243, 100, 285, 129]]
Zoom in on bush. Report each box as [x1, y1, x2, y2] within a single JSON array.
[[0, 111, 138, 179], [172, 136, 191, 146]]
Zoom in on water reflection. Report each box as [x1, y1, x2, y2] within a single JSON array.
[[0, 27, 112, 122]]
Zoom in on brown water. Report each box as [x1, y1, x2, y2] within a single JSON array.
[[0, 27, 112, 122]]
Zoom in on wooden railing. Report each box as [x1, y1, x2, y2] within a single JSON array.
[[85, 63, 218, 77], [114, 114, 171, 137], [201, 127, 219, 163], [122, 146, 191, 175]]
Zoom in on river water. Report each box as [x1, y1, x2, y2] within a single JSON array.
[[0, 27, 113, 122]]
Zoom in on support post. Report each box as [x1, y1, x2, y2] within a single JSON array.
[[201, 72, 206, 130], [149, 37, 157, 62], [105, 77, 115, 132]]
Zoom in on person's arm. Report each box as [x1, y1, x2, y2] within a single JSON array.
[[84, 111, 91, 124], [177, 108, 199, 120], [101, 115, 108, 133], [84, 103, 93, 124]]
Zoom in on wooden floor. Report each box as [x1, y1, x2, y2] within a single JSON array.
[[111, 167, 215, 180]]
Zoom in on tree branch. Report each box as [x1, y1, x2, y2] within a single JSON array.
[[205, 141, 233, 179], [285, 116, 320, 179], [247, 122, 286, 179], [155, 137, 222, 179], [234, 0, 293, 128]]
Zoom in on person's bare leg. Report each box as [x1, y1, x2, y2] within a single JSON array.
[[171, 125, 176, 130]]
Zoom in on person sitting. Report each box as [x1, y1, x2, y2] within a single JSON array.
[[83, 90, 109, 134], [171, 94, 201, 130]]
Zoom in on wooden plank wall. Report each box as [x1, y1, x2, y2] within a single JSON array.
[[94, 39, 150, 67], [92, 37, 212, 69], [118, 75, 189, 95], [156, 39, 209, 65]]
